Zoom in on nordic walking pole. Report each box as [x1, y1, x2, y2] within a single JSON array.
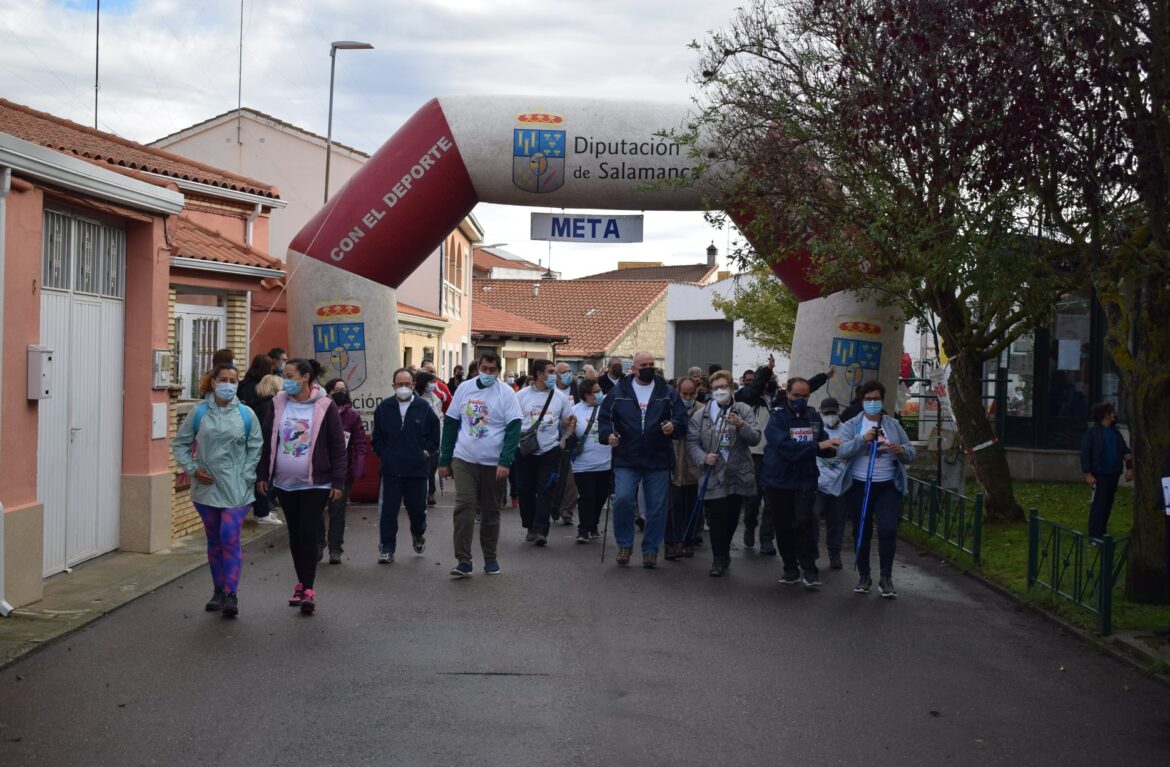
[[600, 492, 613, 562], [854, 424, 882, 570]]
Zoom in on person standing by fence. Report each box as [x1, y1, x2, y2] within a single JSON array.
[[1080, 401, 1133, 539], [172, 362, 262, 618]]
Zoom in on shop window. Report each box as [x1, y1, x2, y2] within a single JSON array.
[[1047, 294, 1091, 420]]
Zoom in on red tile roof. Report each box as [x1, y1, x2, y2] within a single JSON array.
[[473, 247, 545, 275], [397, 302, 446, 322], [172, 216, 284, 271], [578, 262, 717, 284], [0, 98, 279, 199], [473, 278, 667, 357], [472, 301, 568, 341]]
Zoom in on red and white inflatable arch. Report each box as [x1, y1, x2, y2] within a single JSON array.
[[289, 95, 823, 301]]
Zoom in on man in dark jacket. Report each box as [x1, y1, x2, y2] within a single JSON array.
[[373, 368, 441, 563], [598, 351, 689, 568], [598, 356, 625, 395], [1080, 401, 1133, 538], [761, 376, 842, 587]]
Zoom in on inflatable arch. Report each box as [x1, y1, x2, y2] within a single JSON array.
[[287, 96, 902, 427]]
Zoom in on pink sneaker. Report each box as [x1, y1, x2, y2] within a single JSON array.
[[300, 588, 316, 615], [288, 583, 304, 607]]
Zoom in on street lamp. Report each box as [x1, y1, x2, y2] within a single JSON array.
[[324, 40, 373, 203]]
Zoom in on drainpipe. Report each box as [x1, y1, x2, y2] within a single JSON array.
[[0, 167, 14, 616], [245, 202, 261, 246]]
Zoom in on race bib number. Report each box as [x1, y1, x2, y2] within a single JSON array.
[[790, 426, 813, 443]]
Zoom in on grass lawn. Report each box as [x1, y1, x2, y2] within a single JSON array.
[[900, 480, 1170, 634]]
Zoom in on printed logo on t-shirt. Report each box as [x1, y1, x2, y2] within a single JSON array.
[[529, 407, 556, 432], [790, 426, 814, 443], [281, 416, 311, 456], [719, 428, 733, 448], [465, 399, 490, 439]]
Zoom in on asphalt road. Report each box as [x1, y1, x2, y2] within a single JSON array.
[[1, 499, 1168, 767]]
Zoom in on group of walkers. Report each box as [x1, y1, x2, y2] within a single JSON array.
[[172, 345, 917, 620]]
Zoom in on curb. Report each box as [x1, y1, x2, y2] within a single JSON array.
[[0, 524, 284, 671], [900, 533, 1170, 689]]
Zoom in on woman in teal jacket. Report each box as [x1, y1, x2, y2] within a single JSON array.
[[172, 362, 262, 618]]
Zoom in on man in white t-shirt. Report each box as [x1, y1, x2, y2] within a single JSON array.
[[514, 359, 575, 546], [438, 352, 523, 577]]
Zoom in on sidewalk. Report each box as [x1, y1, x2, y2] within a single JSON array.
[[0, 517, 283, 669]]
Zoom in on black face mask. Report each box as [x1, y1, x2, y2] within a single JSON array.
[[637, 367, 656, 383], [331, 391, 351, 408]]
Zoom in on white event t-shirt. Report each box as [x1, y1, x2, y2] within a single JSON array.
[[273, 399, 330, 491], [571, 400, 611, 473], [851, 418, 898, 483], [517, 385, 574, 455], [450, 378, 523, 466], [632, 378, 655, 428]]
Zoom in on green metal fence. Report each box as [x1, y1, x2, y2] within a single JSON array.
[[900, 477, 983, 564], [1026, 510, 1129, 636]]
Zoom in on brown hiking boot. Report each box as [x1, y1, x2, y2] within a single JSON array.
[[643, 552, 658, 569], [616, 547, 632, 566]]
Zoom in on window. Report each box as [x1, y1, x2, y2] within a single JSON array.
[[1047, 294, 1090, 420], [41, 209, 124, 298], [173, 293, 227, 399], [1005, 333, 1034, 417]]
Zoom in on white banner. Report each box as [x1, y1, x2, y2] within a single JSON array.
[[530, 212, 644, 243]]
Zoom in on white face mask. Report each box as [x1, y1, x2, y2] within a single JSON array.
[[711, 388, 731, 404], [395, 386, 413, 401], [823, 414, 840, 428]]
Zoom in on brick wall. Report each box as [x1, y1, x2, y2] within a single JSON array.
[[226, 291, 248, 360]]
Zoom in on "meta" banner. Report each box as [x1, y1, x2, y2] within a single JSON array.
[[530, 213, 644, 243]]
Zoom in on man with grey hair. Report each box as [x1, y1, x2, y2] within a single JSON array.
[[598, 351, 689, 567]]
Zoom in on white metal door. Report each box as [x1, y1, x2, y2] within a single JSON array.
[[37, 211, 125, 576]]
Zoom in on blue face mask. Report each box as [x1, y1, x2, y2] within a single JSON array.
[[478, 373, 497, 387], [788, 397, 807, 412], [283, 378, 303, 397], [863, 400, 883, 416], [681, 396, 695, 405], [214, 382, 237, 401], [595, 393, 605, 404], [559, 372, 573, 386], [427, 382, 438, 393]]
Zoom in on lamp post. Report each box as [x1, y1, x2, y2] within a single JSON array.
[[324, 40, 373, 204]]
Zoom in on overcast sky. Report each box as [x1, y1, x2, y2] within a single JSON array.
[[1, 0, 746, 277]]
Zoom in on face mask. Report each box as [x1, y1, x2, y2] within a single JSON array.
[[214, 382, 237, 400], [559, 372, 573, 386], [610, 365, 622, 377], [863, 400, 883, 416], [823, 414, 840, 428], [478, 373, 497, 386], [712, 389, 731, 404], [788, 397, 807, 412], [595, 393, 604, 404], [507, 377, 516, 384], [681, 396, 695, 405], [637, 367, 656, 383], [332, 391, 350, 407], [395, 386, 414, 401], [283, 379, 302, 397], [427, 382, 437, 393]]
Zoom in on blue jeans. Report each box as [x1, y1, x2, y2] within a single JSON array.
[[613, 467, 670, 554], [379, 474, 428, 553]]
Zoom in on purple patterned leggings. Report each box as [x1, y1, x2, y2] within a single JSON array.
[[194, 503, 249, 593]]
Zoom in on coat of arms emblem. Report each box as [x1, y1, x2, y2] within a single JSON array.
[[513, 113, 566, 193]]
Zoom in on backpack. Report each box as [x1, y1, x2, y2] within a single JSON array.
[[191, 402, 252, 438]]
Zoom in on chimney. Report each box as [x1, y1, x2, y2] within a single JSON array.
[[706, 241, 718, 267]]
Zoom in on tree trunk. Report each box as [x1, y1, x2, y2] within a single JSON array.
[[946, 349, 1025, 523], [1113, 277, 1170, 604]]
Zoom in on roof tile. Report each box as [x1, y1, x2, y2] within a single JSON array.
[[577, 263, 716, 284], [472, 301, 567, 340], [172, 217, 284, 271], [0, 98, 279, 198]]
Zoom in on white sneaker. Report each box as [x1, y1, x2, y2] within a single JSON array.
[[255, 514, 283, 526]]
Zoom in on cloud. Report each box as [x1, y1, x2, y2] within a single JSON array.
[[1, 0, 745, 274]]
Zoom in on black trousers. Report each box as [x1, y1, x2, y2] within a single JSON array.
[[815, 490, 850, 558], [667, 483, 700, 545], [276, 488, 330, 590], [706, 494, 743, 566], [766, 487, 820, 577], [743, 454, 774, 545], [574, 470, 611, 535], [1088, 473, 1121, 538], [514, 448, 562, 537], [318, 481, 352, 554]]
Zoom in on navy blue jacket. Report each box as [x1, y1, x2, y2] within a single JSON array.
[[760, 402, 834, 490], [597, 375, 689, 471], [372, 395, 441, 478], [1080, 423, 1130, 477]]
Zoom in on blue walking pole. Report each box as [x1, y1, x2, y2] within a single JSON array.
[[682, 407, 727, 545], [854, 436, 880, 570]]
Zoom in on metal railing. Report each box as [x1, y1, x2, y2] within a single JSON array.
[[1026, 511, 1129, 636], [901, 477, 983, 563]]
